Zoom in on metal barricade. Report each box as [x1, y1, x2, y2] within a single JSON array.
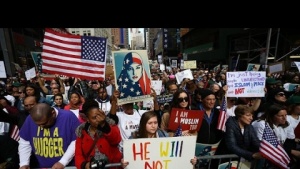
[[195, 154, 240, 169], [33, 163, 122, 169]]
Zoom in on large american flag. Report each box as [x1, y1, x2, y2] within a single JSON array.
[[217, 95, 227, 131], [259, 123, 290, 169], [42, 28, 107, 80]]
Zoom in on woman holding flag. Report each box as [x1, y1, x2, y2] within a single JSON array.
[[252, 104, 299, 168]]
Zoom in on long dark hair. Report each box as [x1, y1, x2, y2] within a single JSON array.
[[25, 83, 41, 102], [260, 104, 289, 129], [169, 89, 190, 112]]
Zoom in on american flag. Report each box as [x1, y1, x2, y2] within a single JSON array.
[[42, 28, 107, 80], [174, 124, 182, 137], [217, 95, 227, 131], [259, 123, 290, 169], [10, 124, 20, 141]]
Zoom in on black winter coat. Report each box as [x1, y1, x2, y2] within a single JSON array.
[[196, 106, 224, 144], [225, 116, 261, 161]]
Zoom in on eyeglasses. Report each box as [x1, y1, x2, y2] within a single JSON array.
[[178, 97, 188, 102], [276, 93, 285, 97]]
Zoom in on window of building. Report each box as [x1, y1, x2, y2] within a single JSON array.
[[83, 30, 91, 36]]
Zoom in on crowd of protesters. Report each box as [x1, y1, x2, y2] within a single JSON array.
[[1, 66, 300, 169]]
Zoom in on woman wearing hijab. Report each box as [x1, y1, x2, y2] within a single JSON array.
[[117, 52, 151, 99]]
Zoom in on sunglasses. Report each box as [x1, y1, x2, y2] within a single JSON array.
[[276, 93, 285, 96], [178, 97, 188, 102]]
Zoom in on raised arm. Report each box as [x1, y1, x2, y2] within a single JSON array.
[[55, 74, 65, 94], [36, 73, 49, 94]]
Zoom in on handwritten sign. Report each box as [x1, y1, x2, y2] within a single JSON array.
[[183, 60, 197, 69], [226, 71, 266, 97], [0, 61, 7, 78], [25, 67, 37, 80], [123, 136, 197, 169], [175, 69, 193, 84], [168, 108, 204, 131], [151, 80, 162, 95]]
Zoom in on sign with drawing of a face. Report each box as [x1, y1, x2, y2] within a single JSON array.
[[113, 50, 152, 105]]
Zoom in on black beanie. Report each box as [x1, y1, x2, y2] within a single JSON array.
[[200, 89, 214, 100]]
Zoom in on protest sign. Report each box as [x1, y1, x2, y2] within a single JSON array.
[[168, 108, 204, 131], [195, 141, 220, 168], [184, 60, 197, 69], [123, 136, 197, 169], [156, 94, 173, 104], [268, 62, 284, 74], [226, 71, 266, 97], [30, 51, 42, 73], [0, 61, 7, 78], [246, 63, 260, 71], [25, 67, 36, 80], [151, 80, 162, 95], [175, 69, 193, 84], [113, 50, 152, 105]]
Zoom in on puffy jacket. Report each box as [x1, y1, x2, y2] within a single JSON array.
[[225, 116, 260, 161]]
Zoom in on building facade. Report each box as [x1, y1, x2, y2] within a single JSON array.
[[111, 28, 129, 49], [0, 28, 45, 76]]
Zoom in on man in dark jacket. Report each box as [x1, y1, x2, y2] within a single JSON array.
[[194, 89, 225, 168], [195, 89, 224, 144]]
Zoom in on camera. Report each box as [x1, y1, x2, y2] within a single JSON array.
[[90, 157, 108, 169]]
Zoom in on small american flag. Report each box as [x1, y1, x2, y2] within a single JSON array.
[[174, 124, 182, 137], [42, 28, 107, 80], [217, 95, 227, 131], [10, 124, 20, 141], [259, 123, 290, 169]]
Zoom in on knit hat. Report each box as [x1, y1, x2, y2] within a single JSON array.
[[200, 89, 214, 100]]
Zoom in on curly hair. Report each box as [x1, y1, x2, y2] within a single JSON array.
[[81, 98, 99, 116]]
